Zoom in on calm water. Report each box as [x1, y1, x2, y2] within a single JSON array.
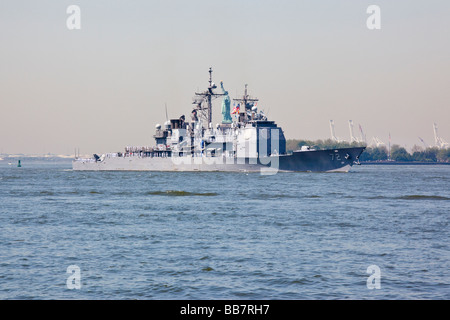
[[0, 160, 449, 300]]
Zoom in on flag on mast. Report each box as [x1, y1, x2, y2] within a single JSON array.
[[231, 103, 240, 114]]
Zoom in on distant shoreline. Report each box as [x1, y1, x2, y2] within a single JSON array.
[[2, 156, 449, 166], [361, 161, 450, 165]]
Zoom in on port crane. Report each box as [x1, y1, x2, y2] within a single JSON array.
[[433, 123, 449, 149], [348, 120, 359, 143], [329, 120, 343, 142]]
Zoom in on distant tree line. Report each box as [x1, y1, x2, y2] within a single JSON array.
[[286, 139, 365, 152], [286, 139, 450, 162], [384, 145, 450, 162]]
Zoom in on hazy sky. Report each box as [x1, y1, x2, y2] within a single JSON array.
[[1, 0, 449, 155]]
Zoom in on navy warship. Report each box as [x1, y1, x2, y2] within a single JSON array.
[[73, 68, 365, 173]]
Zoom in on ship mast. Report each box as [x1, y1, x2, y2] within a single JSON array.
[[194, 67, 225, 125], [233, 84, 259, 122]]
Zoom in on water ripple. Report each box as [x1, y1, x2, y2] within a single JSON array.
[[0, 161, 449, 299]]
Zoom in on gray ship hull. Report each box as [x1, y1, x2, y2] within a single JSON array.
[[72, 147, 365, 173]]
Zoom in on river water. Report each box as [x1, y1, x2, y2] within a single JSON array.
[[0, 160, 448, 299]]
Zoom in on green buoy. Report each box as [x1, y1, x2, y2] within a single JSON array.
[[17, 160, 21, 167]]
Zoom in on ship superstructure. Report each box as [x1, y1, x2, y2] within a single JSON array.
[[73, 68, 364, 173]]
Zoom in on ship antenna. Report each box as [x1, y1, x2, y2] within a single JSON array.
[[207, 68, 213, 124], [165, 103, 169, 122], [209, 67, 213, 88]]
